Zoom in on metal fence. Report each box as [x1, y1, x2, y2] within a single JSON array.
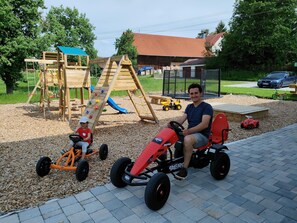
[[162, 69, 221, 99]]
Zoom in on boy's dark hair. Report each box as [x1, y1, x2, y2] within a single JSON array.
[[188, 83, 202, 93]]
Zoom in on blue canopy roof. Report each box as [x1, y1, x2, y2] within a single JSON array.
[[57, 46, 88, 56]]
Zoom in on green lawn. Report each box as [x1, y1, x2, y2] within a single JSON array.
[[0, 75, 295, 104]]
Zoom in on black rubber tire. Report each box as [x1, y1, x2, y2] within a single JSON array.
[[145, 173, 170, 211], [36, 156, 52, 177], [110, 157, 131, 188], [76, 160, 89, 181], [210, 152, 230, 180], [99, 144, 108, 160]]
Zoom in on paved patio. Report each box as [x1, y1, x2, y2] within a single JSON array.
[[1, 123, 297, 223]]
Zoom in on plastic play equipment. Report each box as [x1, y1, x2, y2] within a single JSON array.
[[107, 97, 128, 114], [110, 113, 231, 210]]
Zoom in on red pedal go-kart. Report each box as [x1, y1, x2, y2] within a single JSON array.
[[36, 134, 108, 181], [110, 113, 231, 210], [240, 116, 259, 129]]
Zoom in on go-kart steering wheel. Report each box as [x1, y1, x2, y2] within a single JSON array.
[[169, 121, 184, 135], [69, 134, 83, 144]]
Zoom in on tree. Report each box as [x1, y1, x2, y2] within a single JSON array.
[[42, 6, 97, 58], [215, 21, 227, 33], [219, 0, 297, 70], [0, 0, 45, 94], [196, 29, 209, 39], [115, 29, 137, 66]]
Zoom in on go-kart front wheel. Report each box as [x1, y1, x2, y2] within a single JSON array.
[[36, 156, 52, 177], [110, 157, 131, 188], [76, 160, 89, 181], [145, 173, 170, 211], [99, 144, 108, 160], [210, 152, 230, 180]]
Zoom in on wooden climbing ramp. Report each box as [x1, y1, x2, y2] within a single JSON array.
[[83, 55, 158, 131]]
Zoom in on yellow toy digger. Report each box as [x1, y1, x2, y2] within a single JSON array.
[[161, 99, 182, 111]]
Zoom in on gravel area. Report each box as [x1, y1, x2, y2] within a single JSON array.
[[0, 94, 296, 214]]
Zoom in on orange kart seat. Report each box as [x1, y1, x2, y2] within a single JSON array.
[[194, 113, 229, 151]]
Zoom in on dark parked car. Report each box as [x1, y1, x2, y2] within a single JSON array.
[[257, 71, 297, 88]]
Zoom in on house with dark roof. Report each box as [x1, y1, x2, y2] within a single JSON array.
[[132, 32, 224, 71]]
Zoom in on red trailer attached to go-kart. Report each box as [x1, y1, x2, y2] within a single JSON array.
[[110, 113, 231, 210]]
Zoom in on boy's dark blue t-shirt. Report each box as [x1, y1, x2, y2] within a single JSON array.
[[185, 101, 213, 138]]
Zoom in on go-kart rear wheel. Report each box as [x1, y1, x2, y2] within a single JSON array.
[[76, 160, 89, 181], [110, 157, 131, 188], [210, 152, 230, 180], [36, 156, 52, 177], [144, 173, 170, 211], [99, 144, 108, 160]]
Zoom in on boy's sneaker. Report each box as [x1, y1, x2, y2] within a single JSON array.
[[175, 167, 188, 180]]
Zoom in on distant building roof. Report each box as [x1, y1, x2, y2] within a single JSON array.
[[205, 32, 225, 46], [133, 33, 206, 57], [180, 58, 206, 66], [57, 46, 88, 56]]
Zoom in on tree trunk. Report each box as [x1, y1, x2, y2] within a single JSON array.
[[6, 82, 14, 94]]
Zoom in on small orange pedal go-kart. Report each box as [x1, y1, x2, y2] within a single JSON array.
[[36, 134, 108, 181], [110, 113, 231, 210]]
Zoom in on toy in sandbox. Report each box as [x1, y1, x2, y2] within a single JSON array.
[[161, 98, 182, 111], [36, 132, 108, 182], [240, 115, 259, 129], [110, 113, 231, 210]]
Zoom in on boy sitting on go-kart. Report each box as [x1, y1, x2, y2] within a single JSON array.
[[169, 83, 213, 180], [69, 116, 92, 160]]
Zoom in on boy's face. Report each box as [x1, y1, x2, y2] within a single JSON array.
[[80, 122, 88, 128]]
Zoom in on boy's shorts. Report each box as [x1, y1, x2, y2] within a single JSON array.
[[192, 133, 209, 148]]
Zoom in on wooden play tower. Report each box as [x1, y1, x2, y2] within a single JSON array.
[[84, 55, 158, 131]]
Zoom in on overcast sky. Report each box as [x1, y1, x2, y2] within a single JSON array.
[[43, 0, 236, 57]]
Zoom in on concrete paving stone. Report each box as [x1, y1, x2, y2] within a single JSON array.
[[103, 198, 124, 211], [198, 215, 221, 223], [195, 188, 215, 200], [44, 213, 69, 223], [277, 207, 297, 221], [259, 198, 282, 211], [167, 198, 194, 212], [260, 182, 280, 192], [57, 196, 77, 208], [67, 210, 92, 223], [39, 201, 61, 215], [62, 202, 84, 216], [225, 193, 248, 206], [111, 206, 135, 221], [183, 207, 207, 221], [260, 190, 282, 201], [75, 191, 94, 202], [18, 207, 41, 221], [277, 197, 297, 209], [208, 195, 230, 206], [82, 200, 104, 214], [22, 215, 44, 223], [89, 185, 109, 196], [131, 203, 152, 218], [141, 211, 167, 223], [89, 208, 113, 223], [212, 188, 232, 199], [95, 191, 116, 203], [259, 209, 285, 223], [114, 190, 134, 201], [100, 217, 119, 223], [241, 200, 266, 215], [203, 204, 227, 219], [176, 190, 197, 202], [120, 214, 144, 223], [242, 191, 264, 203], [221, 203, 245, 216], [276, 189, 297, 200], [192, 197, 212, 210], [245, 184, 264, 194], [42, 208, 63, 219], [0, 214, 19, 223], [239, 210, 265, 223], [79, 197, 97, 206], [219, 214, 247, 223], [244, 177, 264, 187], [121, 196, 143, 209], [163, 209, 195, 223]]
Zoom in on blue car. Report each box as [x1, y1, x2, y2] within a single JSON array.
[[257, 71, 297, 88]]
